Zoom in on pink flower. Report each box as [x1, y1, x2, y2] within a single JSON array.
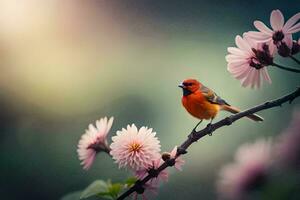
[[133, 158, 169, 200], [246, 9, 300, 52], [110, 124, 161, 170], [275, 110, 300, 169], [169, 146, 185, 171], [135, 158, 169, 184], [131, 183, 158, 200], [77, 117, 114, 170], [216, 139, 273, 200], [226, 35, 273, 88]]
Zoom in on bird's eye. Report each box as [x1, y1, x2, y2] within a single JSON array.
[[184, 82, 193, 86]]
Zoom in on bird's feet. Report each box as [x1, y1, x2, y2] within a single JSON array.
[[206, 123, 213, 136], [192, 120, 203, 132], [190, 120, 203, 142]]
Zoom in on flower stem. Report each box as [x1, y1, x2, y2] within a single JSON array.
[[271, 63, 300, 73], [289, 55, 300, 65]]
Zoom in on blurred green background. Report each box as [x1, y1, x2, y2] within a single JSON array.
[[0, 0, 299, 199]]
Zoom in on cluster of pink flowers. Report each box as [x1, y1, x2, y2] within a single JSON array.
[[217, 110, 300, 199], [216, 139, 274, 200], [226, 9, 300, 89], [77, 116, 185, 199], [275, 110, 300, 169]]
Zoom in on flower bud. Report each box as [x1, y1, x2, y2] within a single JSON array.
[[252, 44, 273, 66], [161, 152, 171, 161], [291, 41, 300, 55], [277, 42, 291, 57]]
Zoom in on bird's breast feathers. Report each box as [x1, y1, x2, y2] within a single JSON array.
[[182, 92, 220, 120]]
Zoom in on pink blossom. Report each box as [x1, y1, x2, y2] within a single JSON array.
[[110, 124, 161, 171], [246, 9, 300, 52], [169, 146, 185, 171], [135, 158, 169, 184], [216, 139, 273, 200], [133, 158, 169, 200], [226, 35, 273, 88], [275, 110, 300, 169], [131, 183, 158, 200], [77, 117, 113, 170]]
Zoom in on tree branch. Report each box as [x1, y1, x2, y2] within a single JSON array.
[[117, 87, 300, 200]]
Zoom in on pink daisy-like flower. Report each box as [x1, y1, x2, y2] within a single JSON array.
[[77, 117, 114, 170], [246, 9, 300, 52], [169, 146, 185, 171], [110, 124, 161, 171], [216, 139, 273, 200], [226, 35, 274, 88], [275, 110, 300, 169]]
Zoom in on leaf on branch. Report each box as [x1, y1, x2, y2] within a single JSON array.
[[80, 180, 124, 200], [124, 177, 138, 188], [103, 182, 123, 199], [80, 180, 108, 199]]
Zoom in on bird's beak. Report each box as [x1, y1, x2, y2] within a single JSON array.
[[178, 82, 185, 88]]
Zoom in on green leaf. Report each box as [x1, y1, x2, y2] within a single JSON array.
[[80, 180, 124, 200], [108, 183, 122, 199], [80, 180, 108, 199], [124, 177, 138, 188], [61, 191, 82, 200], [97, 183, 123, 200]]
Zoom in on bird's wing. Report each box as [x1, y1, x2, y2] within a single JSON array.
[[200, 85, 230, 106]]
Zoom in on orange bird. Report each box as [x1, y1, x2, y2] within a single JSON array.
[[179, 79, 263, 125]]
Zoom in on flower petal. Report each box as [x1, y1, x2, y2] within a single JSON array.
[[235, 35, 251, 52], [268, 43, 276, 55], [234, 65, 251, 80], [227, 47, 248, 56], [254, 21, 273, 35], [227, 60, 249, 70], [242, 68, 255, 87], [283, 12, 300, 32], [270, 9, 284, 30], [283, 34, 293, 49], [256, 70, 261, 88], [243, 35, 258, 49], [261, 68, 272, 84], [252, 69, 262, 89], [226, 54, 248, 63], [170, 146, 177, 158], [286, 23, 300, 34], [244, 31, 271, 43]]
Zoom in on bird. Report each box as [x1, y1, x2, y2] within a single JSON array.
[[178, 79, 263, 128]]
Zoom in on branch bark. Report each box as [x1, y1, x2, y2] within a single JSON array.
[[117, 87, 300, 200]]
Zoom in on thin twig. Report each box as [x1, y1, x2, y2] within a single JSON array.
[[289, 55, 300, 65], [117, 87, 300, 200], [272, 63, 300, 73]]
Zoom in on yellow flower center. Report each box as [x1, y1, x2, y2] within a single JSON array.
[[129, 142, 142, 152]]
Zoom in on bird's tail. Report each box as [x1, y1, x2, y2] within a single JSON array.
[[222, 105, 264, 122]]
